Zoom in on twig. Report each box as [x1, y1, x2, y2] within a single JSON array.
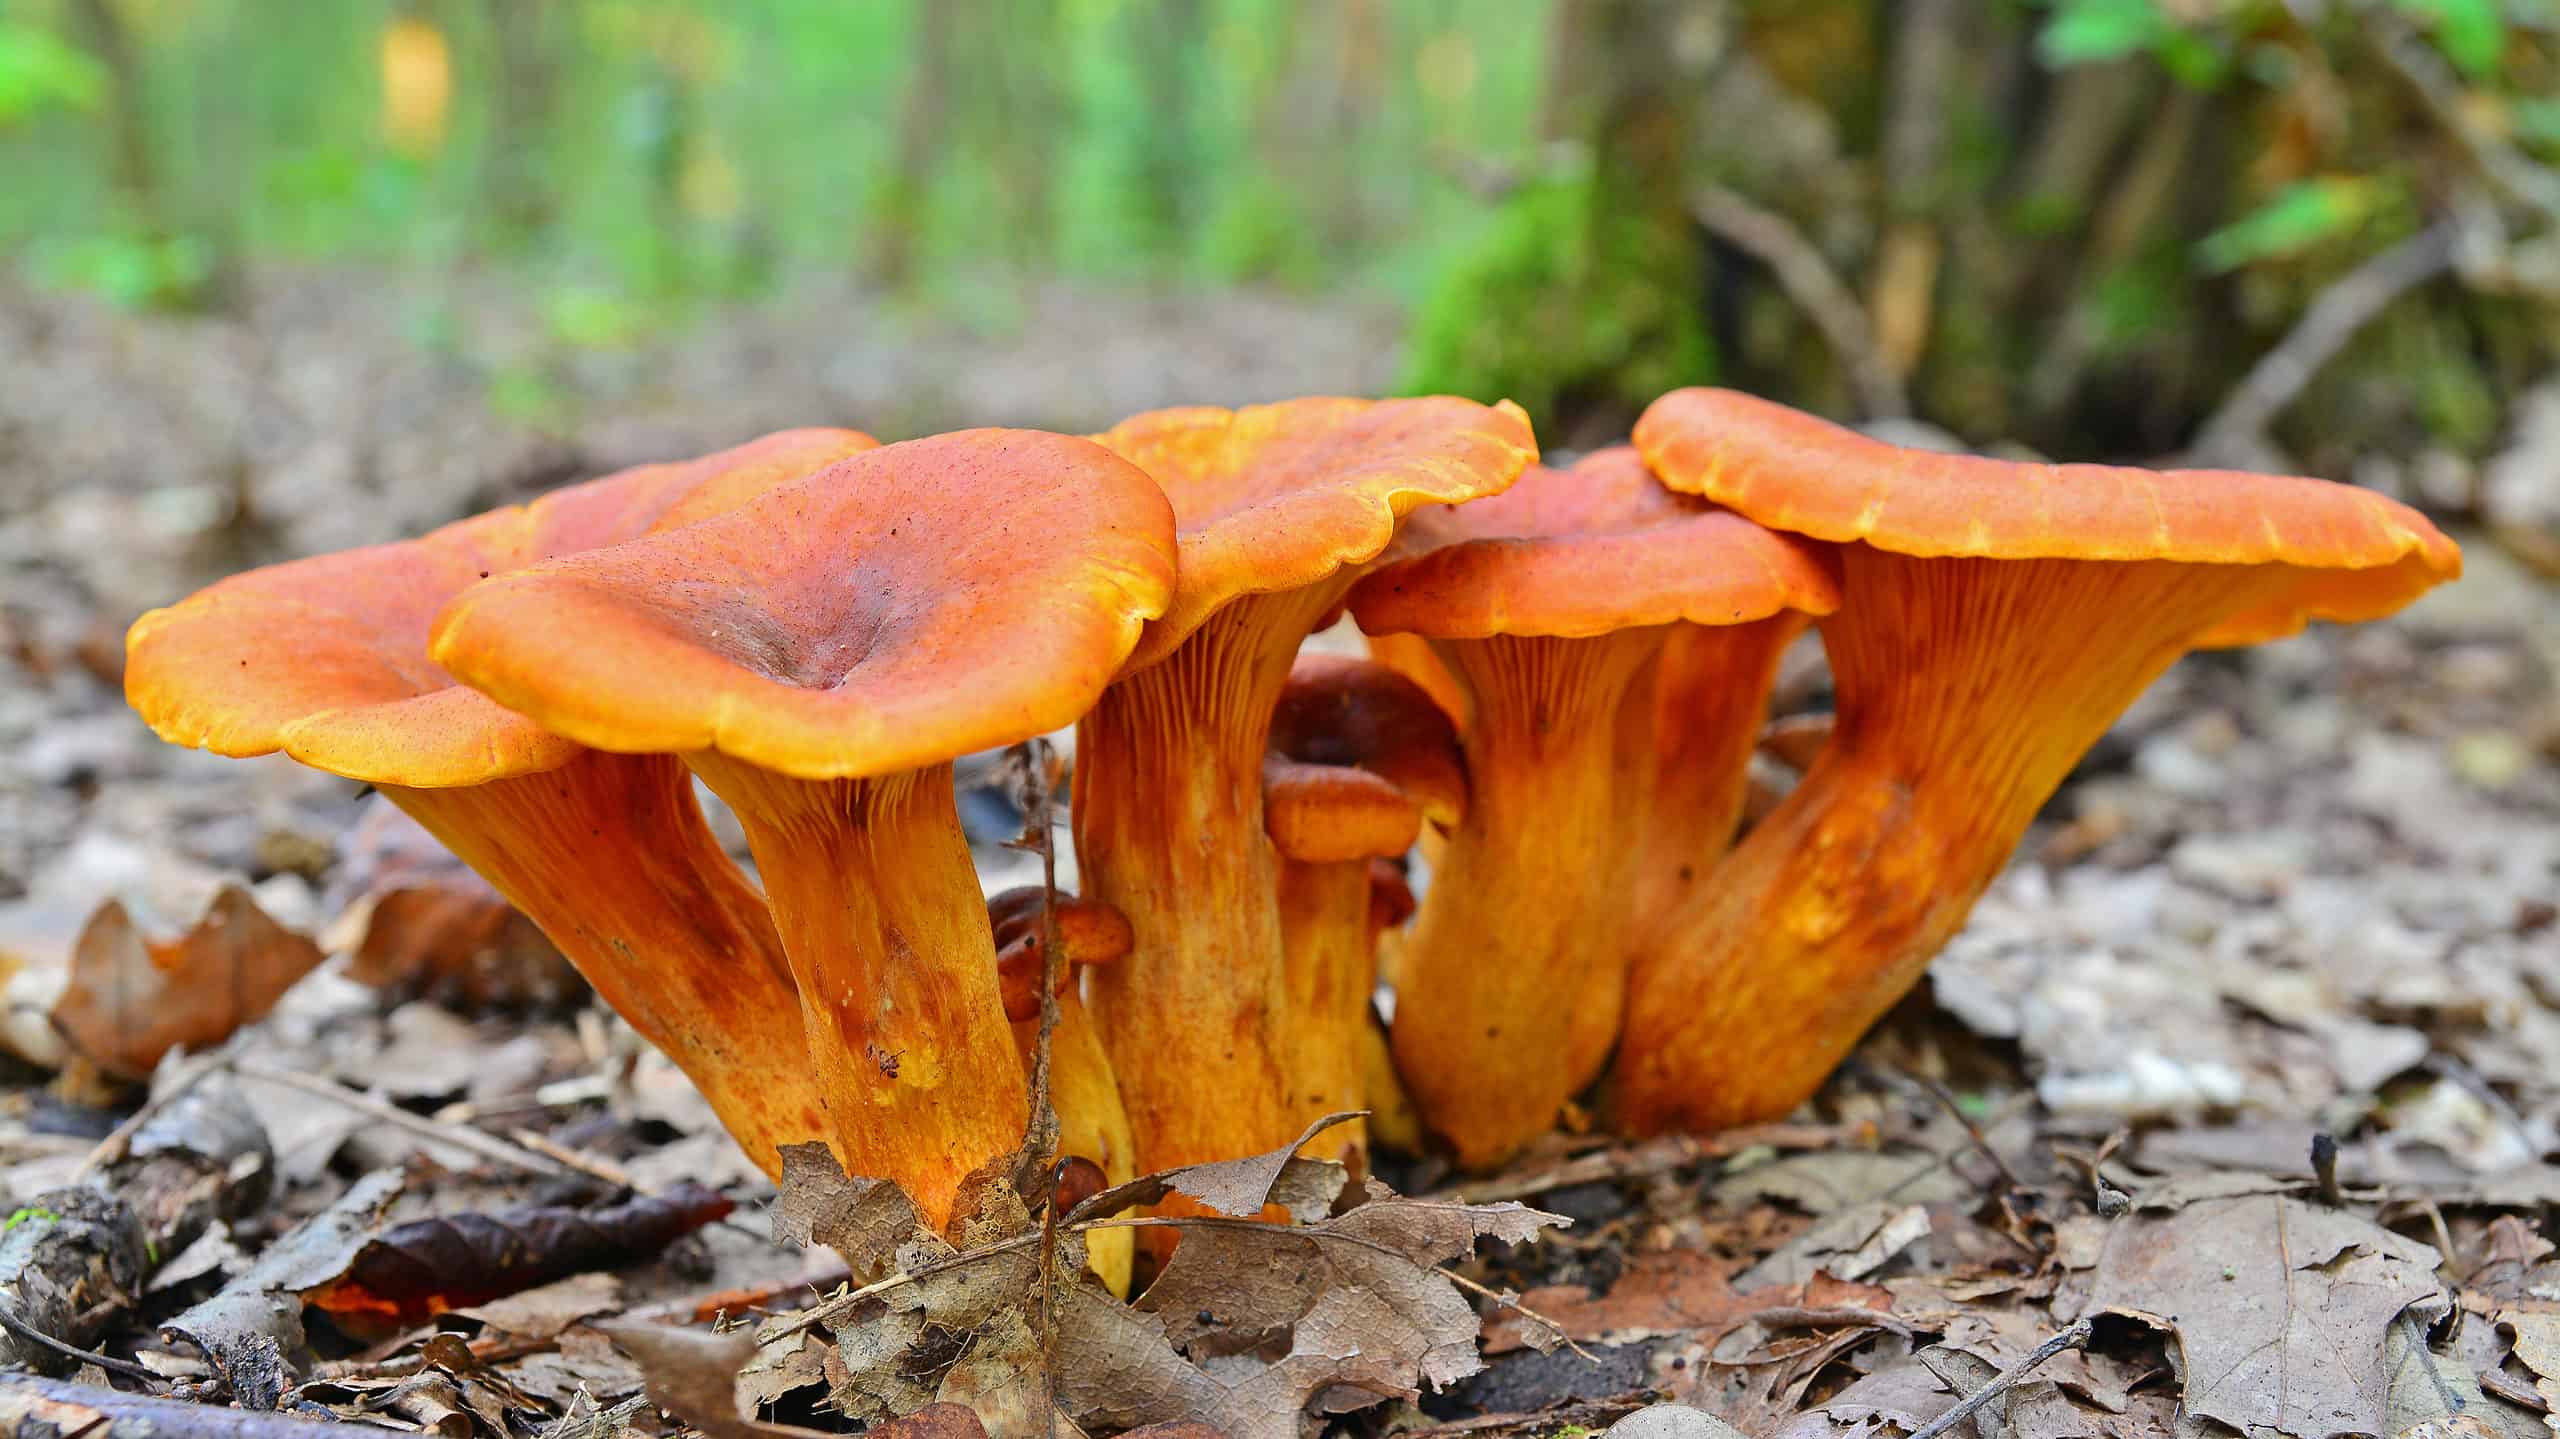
[[1755, 1304, 1922, 1337], [0, 1377, 412, 1439], [2190, 217, 2459, 463], [2368, 14, 2560, 228], [506, 1128, 639, 1189], [0, 1306, 161, 1382], [1910, 1073, 2028, 1195], [1430, 1266, 1597, 1364], [233, 1062, 571, 1177], [1693, 185, 1909, 419], [75, 1036, 245, 1180], [1903, 1316, 2095, 1439]]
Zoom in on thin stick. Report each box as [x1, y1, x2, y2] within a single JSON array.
[[233, 1062, 570, 1177], [1911, 1073, 2028, 1194], [1903, 1317, 2095, 1439], [1693, 185, 1909, 420], [2190, 217, 2458, 461], [0, 1306, 161, 1382], [1431, 1265, 1597, 1364], [75, 1036, 245, 1180]]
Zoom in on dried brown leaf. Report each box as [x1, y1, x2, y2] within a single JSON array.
[[52, 884, 324, 1079], [772, 1141, 917, 1279], [2092, 1194, 2450, 1439], [597, 1322, 985, 1439]]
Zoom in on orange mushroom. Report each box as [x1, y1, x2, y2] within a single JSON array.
[[1348, 448, 1840, 1167], [1617, 388, 2464, 1132], [1262, 654, 1468, 1173], [430, 430, 1175, 1228], [125, 428, 878, 1176], [1075, 397, 1534, 1176], [985, 886, 1138, 1295]]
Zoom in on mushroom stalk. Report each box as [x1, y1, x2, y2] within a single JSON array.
[[688, 756, 1026, 1228], [1615, 550, 2290, 1133], [387, 751, 825, 1176], [1622, 615, 1810, 935], [1390, 628, 1665, 1168], [1274, 854, 1380, 1169], [1077, 591, 1332, 1173]]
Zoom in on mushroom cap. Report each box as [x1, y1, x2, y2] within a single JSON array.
[[1347, 447, 1843, 641], [1634, 387, 2462, 642], [1090, 396, 1537, 671], [988, 886, 1136, 1022], [429, 430, 1179, 780], [1263, 758, 1425, 864], [126, 428, 880, 788], [1268, 654, 1468, 827], [1367, 857, 1417, 932]]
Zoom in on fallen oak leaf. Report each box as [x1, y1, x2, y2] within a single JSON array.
[[771, 1142, 916, 1279], [594, 1322, 986, 1439], [303, 1182, 735, 1330], [20, 884, 325, 1080], [2092, 1193, 2449, 1439]]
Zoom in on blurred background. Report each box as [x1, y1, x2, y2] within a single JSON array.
[[1, 0, 2557, 688]]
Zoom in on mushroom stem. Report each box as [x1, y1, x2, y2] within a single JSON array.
[[1274, 854, 1380, 1172], [1622, 615, 1811, 935], [686, 757, 1025, 1229], [1078, 593, 1332, 1173], [385, 751, 826, 1177], [1390, 628, 1666, 1168], [1615, 549, 2291, 1133], [1009, 996, 1136, 1296]]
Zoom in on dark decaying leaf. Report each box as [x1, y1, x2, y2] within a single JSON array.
[[163, 1169, 409, 1409], [596, 1322, 988, 1439], [0, 1376, 413, 1439], [303, 1182, 735, 1329]]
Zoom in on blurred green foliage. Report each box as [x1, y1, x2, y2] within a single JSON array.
[[1, 0, 2553, 464]]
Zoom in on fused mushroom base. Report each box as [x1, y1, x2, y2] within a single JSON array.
[[1615, 549, 2304, 1133]]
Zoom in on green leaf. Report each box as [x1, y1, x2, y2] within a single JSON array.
[[2196, 178, 2391, 272], [2038, 0, 2169, 67], [0, 21, 106, 126], [2390, 0, 2504, 79], [2513, 97, 2560, 150]]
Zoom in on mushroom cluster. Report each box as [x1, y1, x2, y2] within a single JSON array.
[[126, 386, 2459, 1229]]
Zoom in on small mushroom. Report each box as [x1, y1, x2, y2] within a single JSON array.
[[1074, 397, 1533, 1177], [985, 886, 1138, 1296], [125, 428, 878, 1176], [1262, 655, 1467, 1174], [430, 429, 1177, 1228], [1348, 448, 1839, 1167], [1616, 387, 2463, 1133]]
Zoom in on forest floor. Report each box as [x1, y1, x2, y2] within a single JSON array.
[[1, 270, 2557, 1439]]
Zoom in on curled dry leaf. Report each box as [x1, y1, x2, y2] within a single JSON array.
[[303, 1182, 735, 1330], [1, 884, 325, 1079]]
